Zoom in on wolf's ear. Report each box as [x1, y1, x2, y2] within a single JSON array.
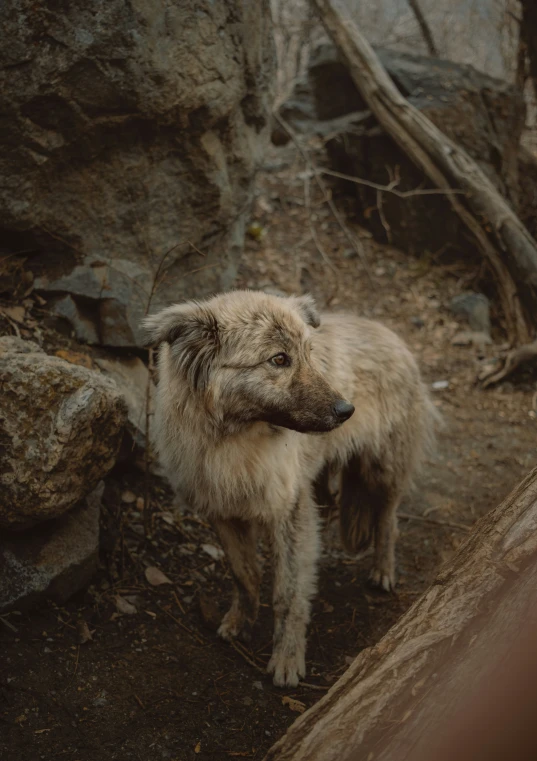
[[289, 294, 321, 328], [141, 303, 219, 390]]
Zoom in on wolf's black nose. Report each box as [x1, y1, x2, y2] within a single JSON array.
[[333, 400, 355, 422]]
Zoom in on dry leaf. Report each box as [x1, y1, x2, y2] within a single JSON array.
[[1, 305, 25, 323], [55, 349, 93, 369], [145, 566, 172, 586], [282, 696, 306, 714], [194, 741, 201, 753], [158, 511, 175, 526], [201, 543, 224, 561], [145, 610, 157, 618], [76, 620, 94, 644], [121, 490, 137, 504], [115, 595, 137, 615]]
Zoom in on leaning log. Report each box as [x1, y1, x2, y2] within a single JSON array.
[[311, 0, 537, 348], [265, 466, 537, 760]]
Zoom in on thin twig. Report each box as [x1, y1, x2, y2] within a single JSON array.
[[320, 168, 465, 198], [0, 615, 18, 633], [303, 174, 340, 304], [157, 604, 206, 646], [173, 590, 186, 615], [399, 512, 471, 532], [274, 112, 373, 285], [298, 681, 331, 691], [376, 187, 392, 242], [406, 0, 438, 56], [228, 639, 267, 674], [143, 347, 155, 538], [183, 262, 220, 278]]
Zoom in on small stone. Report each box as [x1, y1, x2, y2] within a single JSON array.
[[253, 681, 263, 690], [431, 380, 449, 390], [410, 316, 425, 329], [201, 544, 224, 561]]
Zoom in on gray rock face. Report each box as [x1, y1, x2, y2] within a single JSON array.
[[0, 484, 102, 612], [95, 355, 154, 454], [1, 1, 275, 347], [280, 45, 525, 257], [0, 337, 126, 529]]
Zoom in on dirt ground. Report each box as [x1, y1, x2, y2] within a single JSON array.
[[1, 141, 536, 761]]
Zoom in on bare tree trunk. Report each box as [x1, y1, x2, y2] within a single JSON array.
[[521, 0, 537, 93], [265, 467, 537, 761], [406, 0, 438, 56], [310, 0, 537, 347]]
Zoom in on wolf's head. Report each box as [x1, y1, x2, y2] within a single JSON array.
[[142, 290, 354, 434]]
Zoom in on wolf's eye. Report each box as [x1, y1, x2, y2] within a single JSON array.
[[269, 353, 291, 367]]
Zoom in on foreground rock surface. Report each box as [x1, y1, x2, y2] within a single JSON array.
[[1, 0, 275, 347], [0, 337, 126, 529], [0, 485, 102, 612]]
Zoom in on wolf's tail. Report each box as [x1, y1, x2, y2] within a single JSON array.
[[338, 458, 381, 554], [340, 500, 377, 554]]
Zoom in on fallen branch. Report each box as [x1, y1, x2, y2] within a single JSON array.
[[311, 0, 537, 347], [478, 340, 537, 387]]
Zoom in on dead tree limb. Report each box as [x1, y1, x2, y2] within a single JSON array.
[[406, 0, 438, 56], [311, 0, 537, 348], [521, 0, 537, 93], [265, 466, 537, 761]]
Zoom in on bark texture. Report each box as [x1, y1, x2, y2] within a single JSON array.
[[265, 466, 537, 760]]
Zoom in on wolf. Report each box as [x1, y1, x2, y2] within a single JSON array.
[[142, 290, 437, 687]]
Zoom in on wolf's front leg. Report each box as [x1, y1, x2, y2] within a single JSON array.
[[268, 491, 320, 687], [214, 517, 261, 642]]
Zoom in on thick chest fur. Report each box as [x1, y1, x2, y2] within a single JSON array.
[[159, 416, 314, 523]]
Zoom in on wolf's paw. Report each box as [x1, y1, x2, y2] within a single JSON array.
[[267, 646, 306, 688], [369, 566, 395, 593], [217, 609, 241, 641]]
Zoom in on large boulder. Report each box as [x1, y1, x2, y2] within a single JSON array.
[[279, 45, 526, 257], [0, 1, 275, 347], [0, 337, 126, 529]]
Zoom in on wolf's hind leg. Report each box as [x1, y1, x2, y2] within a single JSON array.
[[339, 455, 400, 592], [214, 518, 261, 642], [268, 491, 320, 688], [368, 494, 400, 592]]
